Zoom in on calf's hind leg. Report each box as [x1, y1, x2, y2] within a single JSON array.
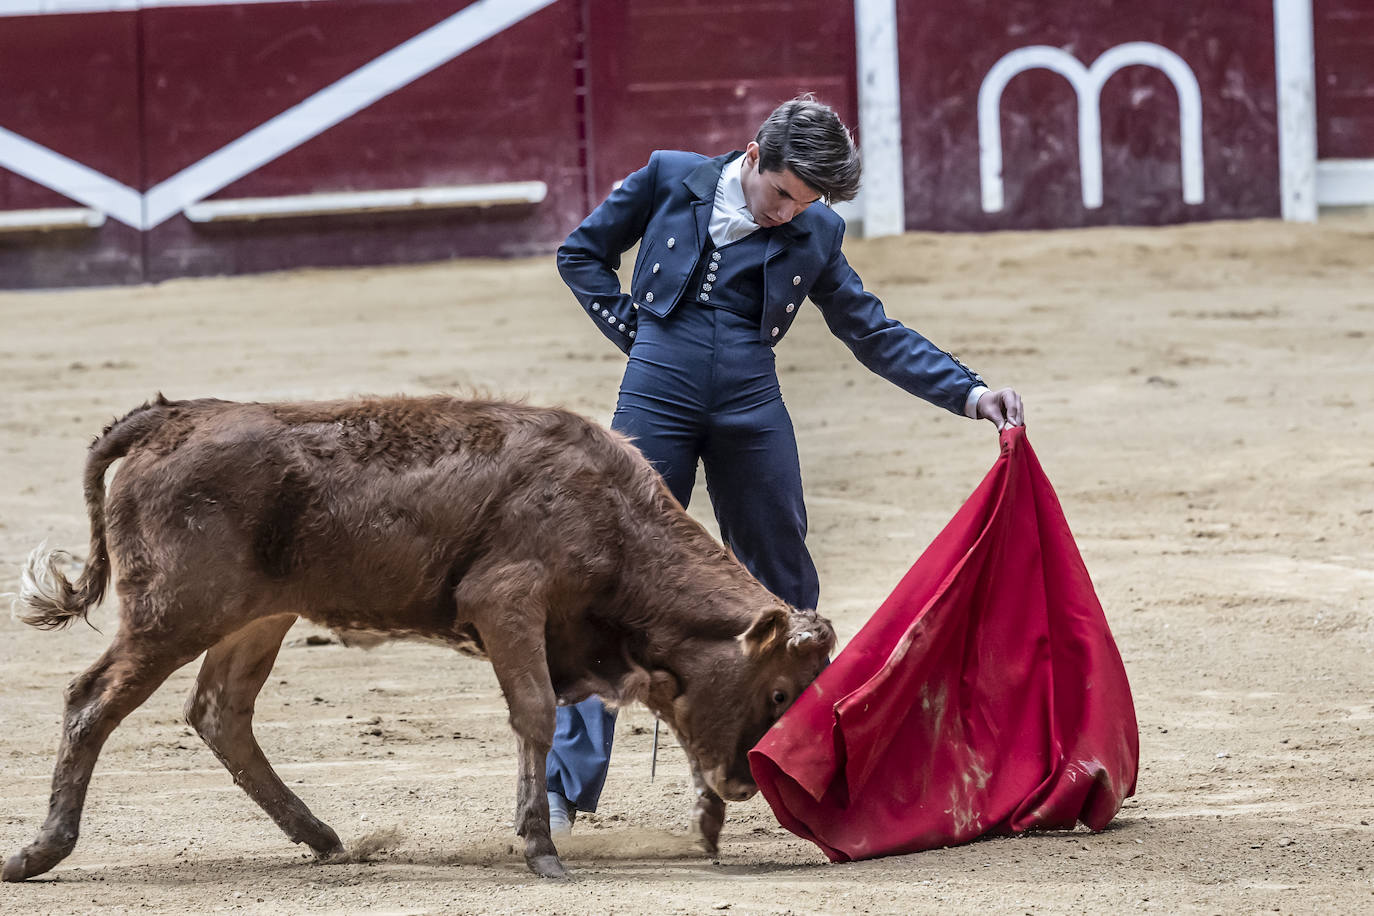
[[3, 634, 201, 882], [185, 614, 344, 860]]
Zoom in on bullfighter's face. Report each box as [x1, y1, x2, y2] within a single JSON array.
[[740, 141, 822, 228]]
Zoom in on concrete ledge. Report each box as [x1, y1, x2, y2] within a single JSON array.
[[0, 207, 106, 232], [1317, 160, 1374, 207], [183, 181, 549, 223]]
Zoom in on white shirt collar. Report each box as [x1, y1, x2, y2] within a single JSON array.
[[710, 153, 761, 246]]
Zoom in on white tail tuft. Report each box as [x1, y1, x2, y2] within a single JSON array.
[[12, 543, 88, 630]]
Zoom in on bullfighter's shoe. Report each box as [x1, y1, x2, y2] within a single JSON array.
[[547, 792, 577, 836]]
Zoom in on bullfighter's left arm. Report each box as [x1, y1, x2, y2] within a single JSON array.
[[808, 222, 988, 418]]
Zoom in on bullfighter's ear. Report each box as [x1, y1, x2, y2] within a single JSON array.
[[740, 605, 790, 659]]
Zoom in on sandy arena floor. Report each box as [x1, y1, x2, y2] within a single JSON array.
[[1, 215, 1371, 914]]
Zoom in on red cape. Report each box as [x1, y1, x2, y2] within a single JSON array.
[[749, 426, 1138, 862]]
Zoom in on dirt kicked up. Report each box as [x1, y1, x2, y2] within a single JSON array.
[[2, 215, 1371, 914]]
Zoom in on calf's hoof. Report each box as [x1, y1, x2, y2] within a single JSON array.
[[4, 845, 63, 882], [315, 845, 350, 865], [690, 814, 722, 858], [1, 852, 28, 883], [526, 854, 568, 879], [310, 839, 347, 863], [300, 823, 345, 862]]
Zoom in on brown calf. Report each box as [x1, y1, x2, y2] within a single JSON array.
[[4, 395, 833, 880]]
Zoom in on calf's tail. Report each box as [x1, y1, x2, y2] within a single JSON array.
[[13, 396, 173, 630]]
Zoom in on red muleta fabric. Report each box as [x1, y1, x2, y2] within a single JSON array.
[[749, 426, 1138, 862]]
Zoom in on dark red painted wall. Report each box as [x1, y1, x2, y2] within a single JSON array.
[[1314, 0, 1374, 158], [582, 0, 858, 203], [0, 13, 143, 286], [140, 0, 585, 281], [897, 0, 1281, 230]]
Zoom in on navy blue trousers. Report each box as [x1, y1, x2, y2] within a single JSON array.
[[546, 303, 820, 811]]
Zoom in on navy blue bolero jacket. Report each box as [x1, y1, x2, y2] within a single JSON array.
[[557, 150, 984, 416]]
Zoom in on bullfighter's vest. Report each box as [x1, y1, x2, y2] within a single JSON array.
[[679, 229, 770, 323]]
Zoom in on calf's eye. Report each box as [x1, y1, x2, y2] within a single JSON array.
[[772, 689, 788, 705]]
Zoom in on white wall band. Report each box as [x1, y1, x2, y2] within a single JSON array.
[[1, 1, 334, 17], [1273, 0, 1319, 221], [853, 0, 905, 238]]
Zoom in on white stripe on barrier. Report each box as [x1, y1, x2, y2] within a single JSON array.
[[183, 181, 548, 222], [1273, 0, 1318, 221], [853, 0, 904, 238], [142, 0, 558, 229], [0, 126, 142, 227], [0, 1, 334, 18]]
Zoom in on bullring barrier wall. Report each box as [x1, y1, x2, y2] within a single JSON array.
[[0, 0, 1367, 288]]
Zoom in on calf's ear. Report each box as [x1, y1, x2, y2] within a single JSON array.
[[648, 669, 682, 707], [740, 606, 790, 659]]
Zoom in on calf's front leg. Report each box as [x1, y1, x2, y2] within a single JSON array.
[[688, 758, 726, 858], [465, 588, 566, 878], [488, 655, 563, 877]]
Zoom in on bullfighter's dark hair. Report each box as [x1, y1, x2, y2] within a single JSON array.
[[754, 95, 862, 204]]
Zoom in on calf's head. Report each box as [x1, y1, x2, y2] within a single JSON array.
[[676, 604, 835, 802]]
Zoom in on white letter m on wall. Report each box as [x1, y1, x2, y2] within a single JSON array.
[[978, 42, 1205, 212]]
